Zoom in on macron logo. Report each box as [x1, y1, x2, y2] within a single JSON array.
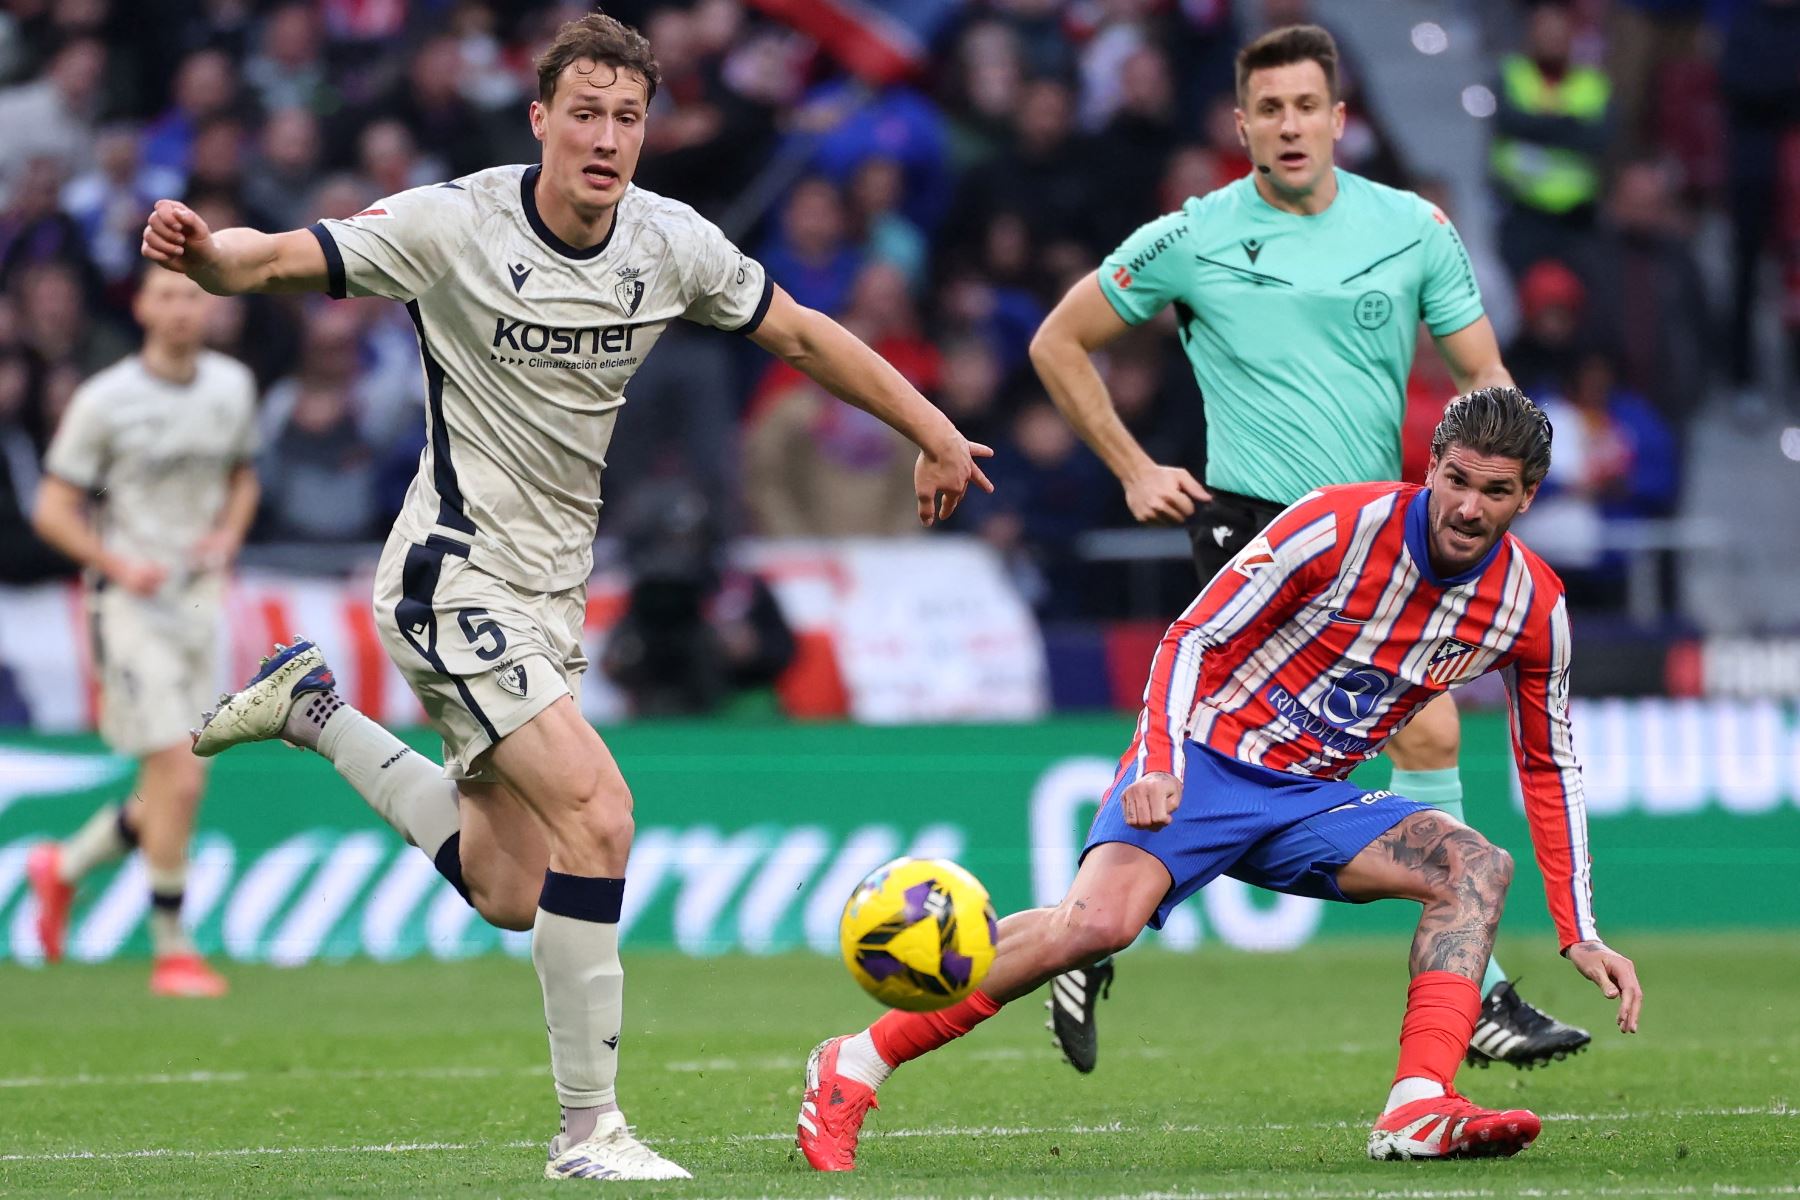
[[508, 263, 533, 293]]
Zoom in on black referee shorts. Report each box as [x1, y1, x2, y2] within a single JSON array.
[[1185, 489, 1289, 587]]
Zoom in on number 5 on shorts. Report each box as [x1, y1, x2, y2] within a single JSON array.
[[458, 608, 508, 661]]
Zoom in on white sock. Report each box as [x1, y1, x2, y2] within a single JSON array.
[[147, 863, 193, 956], [58, 804, 132, 883], [1385, 1076, 1447, 1114], [316, 708, 459, 856], [533, 874, 627, 1116], [835, 1030, 893, 1089]]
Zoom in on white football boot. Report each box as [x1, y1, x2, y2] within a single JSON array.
[[545, 1112, 691, 1181], [192, 639, 336, 757]]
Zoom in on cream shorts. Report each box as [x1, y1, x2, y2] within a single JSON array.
[[372, 531, 587, 780], [89, 578, 220, 757]]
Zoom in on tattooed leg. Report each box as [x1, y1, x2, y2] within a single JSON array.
[[1336, 812, 1516, 983]]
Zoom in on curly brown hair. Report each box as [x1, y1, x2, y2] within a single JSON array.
[[534, 12, 660, 105], [1431, 386, 1554, 488]]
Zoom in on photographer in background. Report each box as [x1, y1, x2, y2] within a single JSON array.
[[603, 480, 795, 716]]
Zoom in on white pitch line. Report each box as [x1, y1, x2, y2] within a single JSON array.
[[0, 1064, 544, 1089], [0, 1045, 1174, 1089], [6, 1108, 1792, 1165], [0, 1140, 540, 1163]]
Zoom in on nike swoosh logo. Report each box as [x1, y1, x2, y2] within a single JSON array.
[[1327, 611, 1367, 625]]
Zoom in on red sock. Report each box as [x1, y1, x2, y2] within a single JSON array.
[[868, 990, 1003, 1067], [1393, 971, 1482, 1088]]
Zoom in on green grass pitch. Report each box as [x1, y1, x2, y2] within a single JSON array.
[[1, 932, 1794, 1197]]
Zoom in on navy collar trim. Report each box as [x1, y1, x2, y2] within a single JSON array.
[[521, 165, 614, 260], [1405, 487, 1502, 588]]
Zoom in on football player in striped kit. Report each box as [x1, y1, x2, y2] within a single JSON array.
[[1033, 23, 1584, 1073], [796, 387, 1642, 1170]]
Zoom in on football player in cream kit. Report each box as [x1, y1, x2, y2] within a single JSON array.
[[26, 268, 258, 999], [142, 13, 991, 1184]]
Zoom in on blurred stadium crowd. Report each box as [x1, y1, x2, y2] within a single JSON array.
[[0, 0, 1795, 622]]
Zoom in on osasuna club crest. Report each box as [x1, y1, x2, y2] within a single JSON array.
[[1426, 637, 1478, 685], [495, 662, 529, 698], [614, 265, 645, 317]]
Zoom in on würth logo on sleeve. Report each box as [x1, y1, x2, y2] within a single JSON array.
[[1426, 637, 1477, 685], [614, 265, 645, 317]]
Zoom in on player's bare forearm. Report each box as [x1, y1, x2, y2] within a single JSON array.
[[30, 479, 107, 574], [1031, 274, 1207, 523], [1028, 328, 1155, 483], [759, 303, 960, 455], [142, 200, 327, 295], [189, 228, 322, 296], [1433, 317, 1514, 395]]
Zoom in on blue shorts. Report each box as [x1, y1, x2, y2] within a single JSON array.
[[1083, 742, 1434, 929]]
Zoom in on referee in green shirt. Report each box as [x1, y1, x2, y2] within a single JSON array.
[[1030, 25, 1590, 1076]]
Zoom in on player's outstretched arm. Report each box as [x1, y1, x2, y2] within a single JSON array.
[[749, 286, 993, 525], [1030, 272, 1207, 525], [1565, 939, 1643, 1033], [141, 200, 329, 296]]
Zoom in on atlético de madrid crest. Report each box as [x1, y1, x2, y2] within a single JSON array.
[[614, 265, 645, 317], [1426, 637, 1478, 686]]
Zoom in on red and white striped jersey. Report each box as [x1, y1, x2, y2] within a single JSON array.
[[1127, 482, 1596, 949]]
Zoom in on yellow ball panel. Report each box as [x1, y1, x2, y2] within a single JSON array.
[[838, 856, 999, 1012]]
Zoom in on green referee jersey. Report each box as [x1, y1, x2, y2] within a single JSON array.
[[1097, 168, 1485, 505]]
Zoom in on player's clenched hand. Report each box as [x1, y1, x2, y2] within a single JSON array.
[[1121, 771, 1181, 831], [915, 437, 995, 526], [1566, 939, 1643, 1034], [1124, 464, 1209, 525], [141, 200, 219, 274]]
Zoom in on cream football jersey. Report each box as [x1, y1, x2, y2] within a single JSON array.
[[308, 165, 772, 591], [43, 350, 258, 573]]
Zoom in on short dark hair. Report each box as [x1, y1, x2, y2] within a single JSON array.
[[1430, 386, 1554, 488], [1235, 24, 1339, 104], [535, 13, 659, 106]]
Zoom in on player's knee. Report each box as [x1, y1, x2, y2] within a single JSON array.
[[1052, 903, 1139, 965], [1396, 699, 1461, 768], [1437, 827, 1513, 907], [548, 794, 635, 869]]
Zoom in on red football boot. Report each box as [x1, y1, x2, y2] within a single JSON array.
[[150, 953, 228, 998], [25, 844, 74, 963], [796, 1036, 879, 1172], [1368, 1090, 1541, 1160]]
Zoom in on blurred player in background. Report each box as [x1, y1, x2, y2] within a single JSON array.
[[146, 13, 991, 1184], [797, 387, 1643, 1172], [1029, 24, 1585, 1073], [26, 268, 258, 998]]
